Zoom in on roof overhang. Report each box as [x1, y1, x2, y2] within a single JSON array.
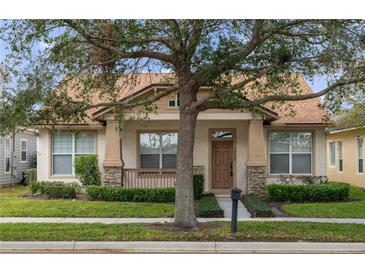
[[91, 84, 279, 122], [328, 126, 365, 134]]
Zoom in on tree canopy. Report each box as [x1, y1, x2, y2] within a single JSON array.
[[0, 19, 364, 134]]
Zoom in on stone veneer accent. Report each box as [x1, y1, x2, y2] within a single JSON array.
[[103, 166, 123, 187], [246, 166, 266, 198]]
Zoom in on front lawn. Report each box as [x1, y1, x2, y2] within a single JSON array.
[[282, 186, 365, 218], [0, 185, 174, 218], [0, 221, 364, 242]]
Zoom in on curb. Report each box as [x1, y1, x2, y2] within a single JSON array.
[[1, 241, 365, 254], [1, 217, 365, 224]]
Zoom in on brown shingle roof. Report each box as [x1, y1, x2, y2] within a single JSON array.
[[66, 73, 328, 124]]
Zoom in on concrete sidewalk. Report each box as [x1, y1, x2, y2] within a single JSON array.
[[1, 241, 364, 253], [1, 217, 365, 224], [217, 197, 251, 218]]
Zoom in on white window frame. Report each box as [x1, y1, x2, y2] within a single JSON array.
[[4, 137, 11, 174], [52, 132, 96, 176], [268, 131, 313, 175], [357, 137, 363, 175], [168, 93, 179, 108], [337, 141, 344, 173], [138, 131, 178, 169], [329, 141, 336, 167], [20, 139, 27, 163]]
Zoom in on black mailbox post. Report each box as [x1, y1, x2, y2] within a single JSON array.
[[230, 188, 242, 233]]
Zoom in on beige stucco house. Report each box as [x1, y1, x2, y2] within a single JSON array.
[[36, 73, 328, 197], [327, 127, 364, 188]]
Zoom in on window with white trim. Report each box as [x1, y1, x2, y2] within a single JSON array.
[[139, 132, 177, 169], [168, 93, 179, 107], [357, 137, 363, 174], [4, 138, 11, 174], [337, 141, 343, 172], [20, 139, 27, 163], [269, 132, 312, 174], [329, 141, 336, 167], [52, 132, 95, 175]]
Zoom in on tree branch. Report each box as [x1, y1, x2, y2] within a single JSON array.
[[79, 84, 179, 114], [63, 20, 176, 64], [199, 77, 365, 110]]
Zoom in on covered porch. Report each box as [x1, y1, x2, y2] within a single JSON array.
[[102, 114, 268, 197]]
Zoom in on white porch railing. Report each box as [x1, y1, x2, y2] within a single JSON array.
[[122, 166, 204, 188]]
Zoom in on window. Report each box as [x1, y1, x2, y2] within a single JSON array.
[[168, 93, 179, 107], [269, 132, 312, 174], [4, 138, 11, 174], [52, 132, 95, 175], [357, 137, 363, 174], [337, 141, 343, 172], [139, 132, 177, 169], [329, 142, 336, 166], [211, 130, 233, 139], [20, 139, 27, 163]]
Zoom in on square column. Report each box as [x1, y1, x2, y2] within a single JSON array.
[[246, 119, 267, 198], [103, 120, 123, 186]]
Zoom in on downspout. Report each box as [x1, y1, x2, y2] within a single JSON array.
[[10, 128, 15, 186]]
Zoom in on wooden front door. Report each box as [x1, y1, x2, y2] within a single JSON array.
[[212, 141, 234, 189]]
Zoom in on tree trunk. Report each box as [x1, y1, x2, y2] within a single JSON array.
[[173, 107, 199, 228]]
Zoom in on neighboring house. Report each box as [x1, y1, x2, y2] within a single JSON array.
[[0, 130, 37, 185], [36, 73, 328, 197], [327, 127, 365, 188]]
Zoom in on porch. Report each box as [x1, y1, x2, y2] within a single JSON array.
[[102, 118, 267, 197]]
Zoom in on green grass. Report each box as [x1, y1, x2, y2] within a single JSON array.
[[282, 186, 365, 218], [0, 185, 174, 218], [0, 221, 364, 242]]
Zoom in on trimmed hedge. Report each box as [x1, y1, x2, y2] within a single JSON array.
[[86, 174, 204, 203], [193, 174, 204, 200], [241, 193, 273, 217], [196, 193, 224, 218], [74, 155, 101, 186], [266, 183, 350, 202], [27, 169, 37, 184], [86, 186, 175, 203], [30, 181, 79, 199]]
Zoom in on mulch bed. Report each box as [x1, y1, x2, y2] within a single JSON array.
[[266, 201, 290, 217]]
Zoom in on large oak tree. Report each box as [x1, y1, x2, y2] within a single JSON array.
[[0, 20, 364, 228]]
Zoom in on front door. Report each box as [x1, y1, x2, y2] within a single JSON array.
[[212, 141, 233, 189]]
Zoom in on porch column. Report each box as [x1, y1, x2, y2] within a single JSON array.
[[103, 120, 123, 186], [246, 119, 267, 198]]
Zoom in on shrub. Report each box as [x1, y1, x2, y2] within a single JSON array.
[[27, 168, 37, 184], [30, 181, 79, 199], [241, 193, 273, 217], [266, 183, 350, 202], [74, 155, 101, 186], [193, 174, 204, 200], [86, 186, 175, 203], [196, 193, 224, 218]]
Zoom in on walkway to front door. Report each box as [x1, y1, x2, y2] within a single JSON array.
[[216, 197, 251, 218], [212, 140, 233, 189]]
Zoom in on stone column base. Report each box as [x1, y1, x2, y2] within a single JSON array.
[[103, 166, 122, 187], [246, 166, 266, 198]]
